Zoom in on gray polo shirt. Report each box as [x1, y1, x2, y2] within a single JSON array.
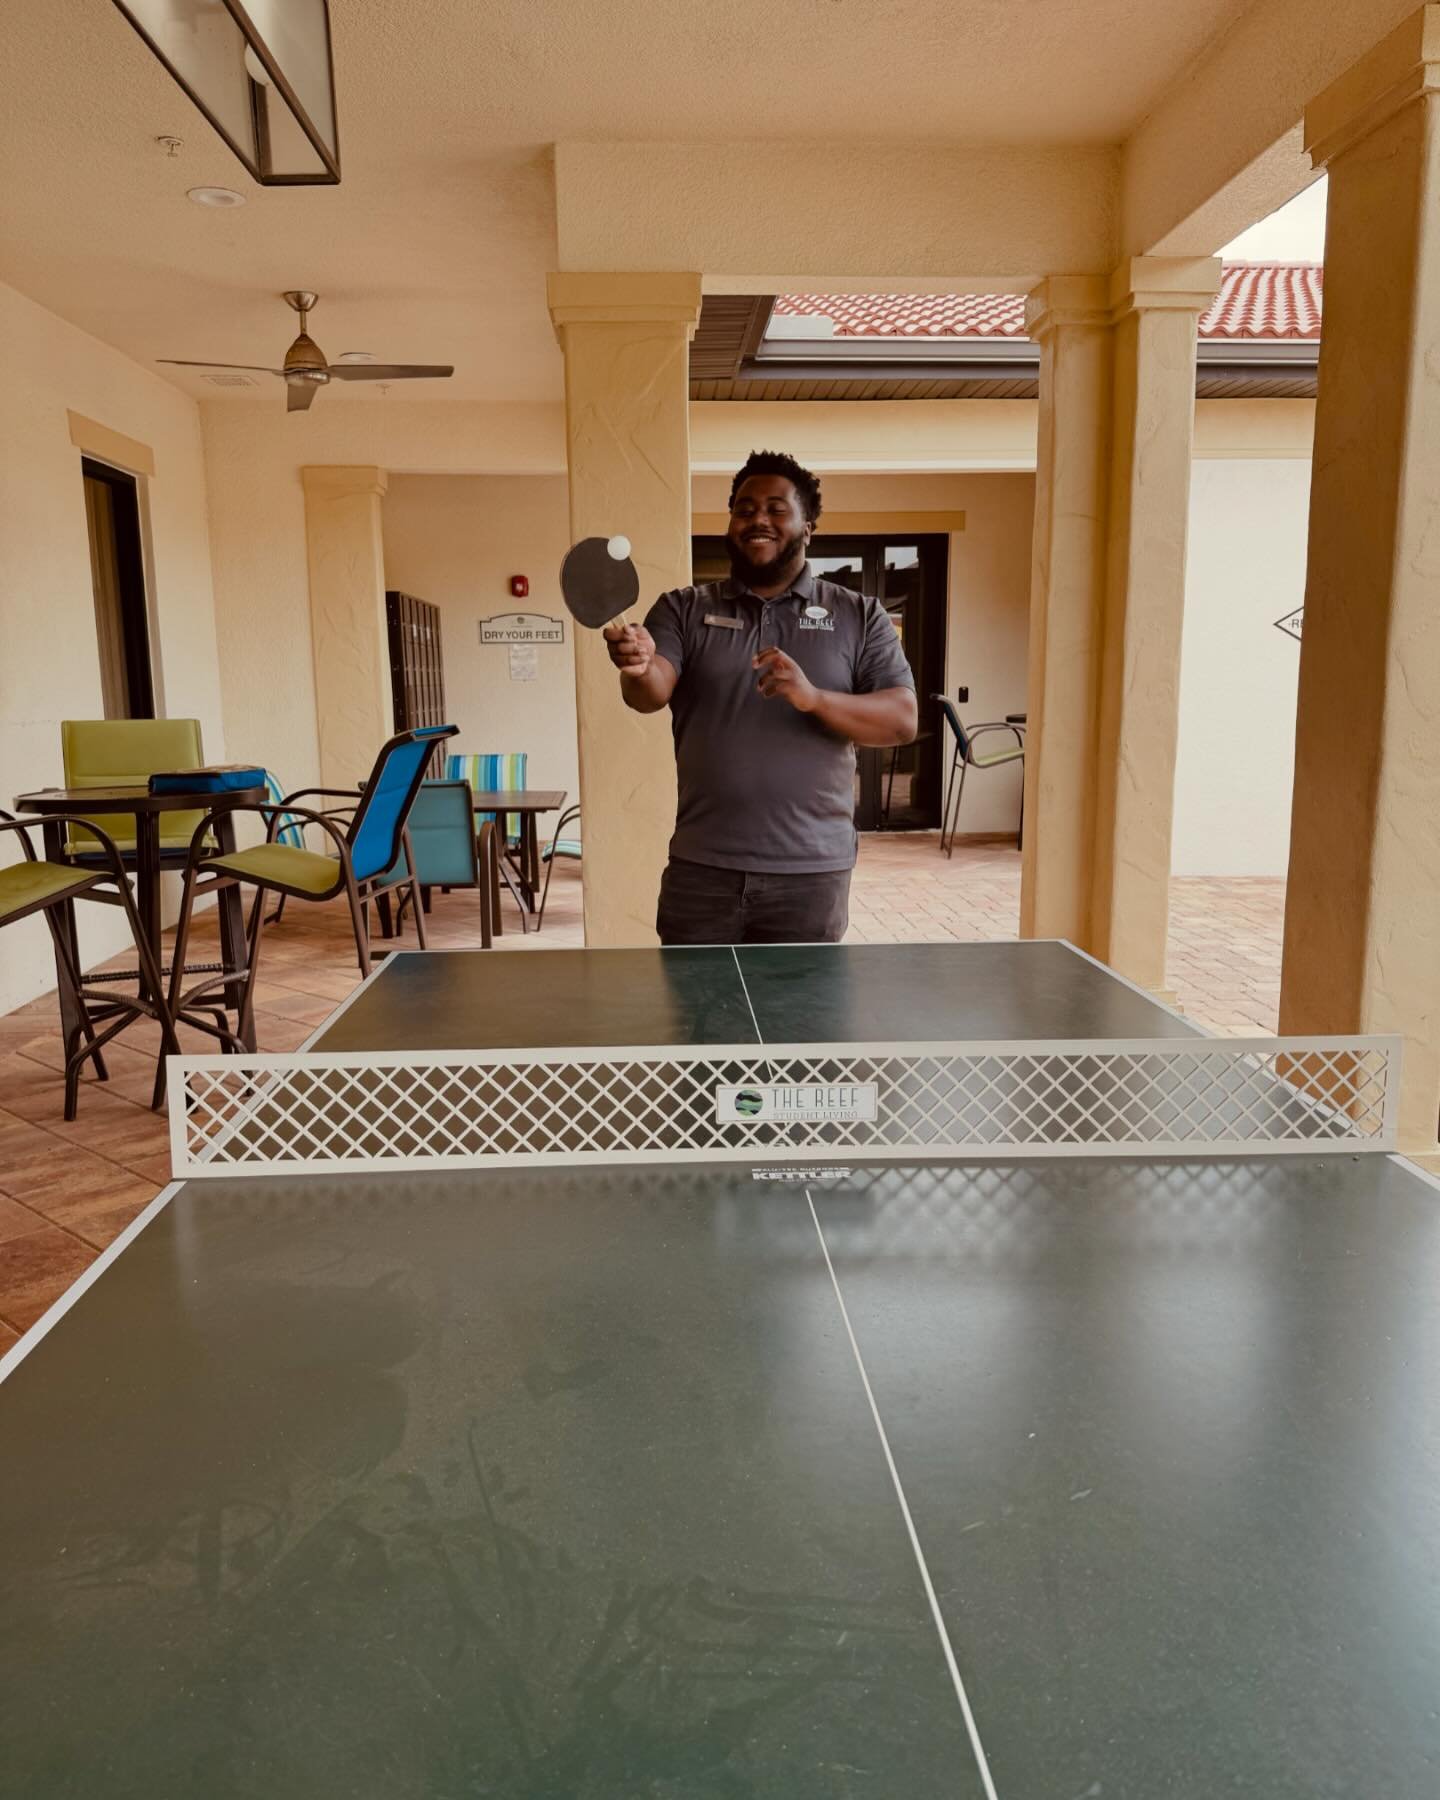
[[643, 563, 915, 873]]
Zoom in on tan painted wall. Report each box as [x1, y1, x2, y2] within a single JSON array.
[[0, 279, 225, 1013], [382, 475, 580, 800], [199, 403, 567, 796]]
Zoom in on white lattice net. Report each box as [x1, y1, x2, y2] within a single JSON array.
[[170, 1038, 1396, 1176]]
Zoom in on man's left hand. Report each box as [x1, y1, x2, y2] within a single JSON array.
[[754, 646, 818, 713]]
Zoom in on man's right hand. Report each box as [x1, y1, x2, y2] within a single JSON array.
[[604, 622, 655, 677]]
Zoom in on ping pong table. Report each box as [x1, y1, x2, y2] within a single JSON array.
[[1, 940, 1437, 1798]]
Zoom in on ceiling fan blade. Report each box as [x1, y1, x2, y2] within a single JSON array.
[[287, 381, 319, 413], [326, 363, 455, 381], [158, 360, 287, 376]]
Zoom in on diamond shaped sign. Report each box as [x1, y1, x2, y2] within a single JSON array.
[[1274, 608, 1304, 642]]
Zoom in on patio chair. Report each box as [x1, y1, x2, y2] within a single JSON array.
[[444, 750, 531, 927], [61, 718, 210, 861], [535, 804, 581, 931], [932, 696, 1025, 858], [165, 724, 457, 1055], [0, 811, 178, 1119], [378, 780, 502, 947], [261, 770, 306, 927]]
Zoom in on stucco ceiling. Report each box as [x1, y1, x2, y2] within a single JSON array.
[[1, 0, 1257, 404]]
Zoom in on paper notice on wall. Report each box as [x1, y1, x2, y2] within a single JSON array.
[[508, 643, 539, 682]]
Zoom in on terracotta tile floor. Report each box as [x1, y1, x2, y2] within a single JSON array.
[[0, 836, 1286, 1345]]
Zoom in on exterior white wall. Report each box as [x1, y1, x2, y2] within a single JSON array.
[[0, 281, 225, 1014], [382, 475, 580, 802], [1172, 457, 1311, 876]]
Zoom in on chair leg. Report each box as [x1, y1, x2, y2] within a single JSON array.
[[43, 909, 100, 1122], [401, 829, 428, 950], [266, 892, 288, 928], [945, 761, 970, 860], [345, 872, 373, 980], [57, 898, 107, 1083], [938, 745, 960, 855], [536, 852, 555, 931], [234, 893, 269, 1053], [153, 869, 205, 1110], [375, 891, 394, 940]]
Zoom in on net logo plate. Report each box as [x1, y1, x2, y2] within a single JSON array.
[[715, 1082, 878, 1124]]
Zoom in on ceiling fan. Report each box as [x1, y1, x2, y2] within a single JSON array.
[[159, 291, 454, 411]]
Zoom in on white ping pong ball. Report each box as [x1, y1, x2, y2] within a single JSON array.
[[607, 535, 631, 561]]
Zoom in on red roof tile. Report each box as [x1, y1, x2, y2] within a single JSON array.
[[773, 263, 1323, 343]]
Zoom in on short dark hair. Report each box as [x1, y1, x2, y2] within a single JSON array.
[[728, 450, 823, 524]]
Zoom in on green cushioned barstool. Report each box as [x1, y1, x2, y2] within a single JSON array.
[[0, 811, 180, 1119], [165, 725, 457, 1059]]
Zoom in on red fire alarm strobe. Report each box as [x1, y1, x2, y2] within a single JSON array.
[[510, 575, 529, 598]]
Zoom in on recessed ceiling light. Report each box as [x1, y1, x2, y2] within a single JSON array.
[[187, 186, 246, 209], [334, 350, 376, 364]]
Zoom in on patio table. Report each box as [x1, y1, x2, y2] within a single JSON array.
[[467, 790, 567, 923]]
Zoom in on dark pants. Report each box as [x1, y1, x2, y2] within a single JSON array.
[[657, 857, 851, 946]]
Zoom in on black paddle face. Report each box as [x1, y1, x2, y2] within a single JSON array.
[[559, 537, 640, 629]]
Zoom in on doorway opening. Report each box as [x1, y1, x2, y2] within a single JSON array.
[[690, 532, 949, 829], [81, 457, 154, 719]]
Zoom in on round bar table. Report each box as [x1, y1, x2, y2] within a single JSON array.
[[12, 783, 265, 1051]]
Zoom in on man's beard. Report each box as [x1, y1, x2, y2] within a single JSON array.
[[727, 524, 808, 589]]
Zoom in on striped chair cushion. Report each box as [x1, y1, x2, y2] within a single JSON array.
[[263, 773, 307, 848], [444, 753, 527, 841]]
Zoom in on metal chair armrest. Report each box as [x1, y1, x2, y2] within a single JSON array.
[[180, 801, 354, 869], [275, 786, 364, 813], [964, 722, 1025, 754], [0, 812, 134, 885]]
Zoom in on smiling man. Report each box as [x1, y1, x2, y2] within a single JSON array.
[[604, 449, 918, 945]]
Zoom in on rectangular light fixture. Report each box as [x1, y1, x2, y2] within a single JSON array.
[[110, 0, 339, 185]]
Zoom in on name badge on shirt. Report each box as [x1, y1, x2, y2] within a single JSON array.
[[704, 613, 743, 630]]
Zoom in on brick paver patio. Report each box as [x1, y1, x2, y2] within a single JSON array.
[[0, 832, 1286, 1344]]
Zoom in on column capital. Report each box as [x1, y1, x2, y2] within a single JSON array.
[[1106, 256, 1222, 322], [301, 465, 388, 500], [1024, 275, 1110, 342], [1306, 5, 1440, 169], [546, 272, 703, 342], [1027, 259, 1221, 339]]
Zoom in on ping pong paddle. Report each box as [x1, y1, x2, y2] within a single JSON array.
[[559, 535, 640, 632]]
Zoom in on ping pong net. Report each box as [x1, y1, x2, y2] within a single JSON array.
[[168, 1034, 1400, 1178]]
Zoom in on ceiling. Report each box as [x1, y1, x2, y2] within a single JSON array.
[[2, 0, 1259, 405]]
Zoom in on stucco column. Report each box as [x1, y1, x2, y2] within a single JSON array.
[[1021, 260, 1218, 992], [1020, 277, 1112, 945], [547, 272, 702, 947], [1090, 258, 1219, 990], [300, 465, 391, 789], [1280, 8, 1440, 1154]]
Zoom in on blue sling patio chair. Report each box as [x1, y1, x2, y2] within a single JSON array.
[[165, 724, 457, 1058], [376, 780, 502, 948]]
